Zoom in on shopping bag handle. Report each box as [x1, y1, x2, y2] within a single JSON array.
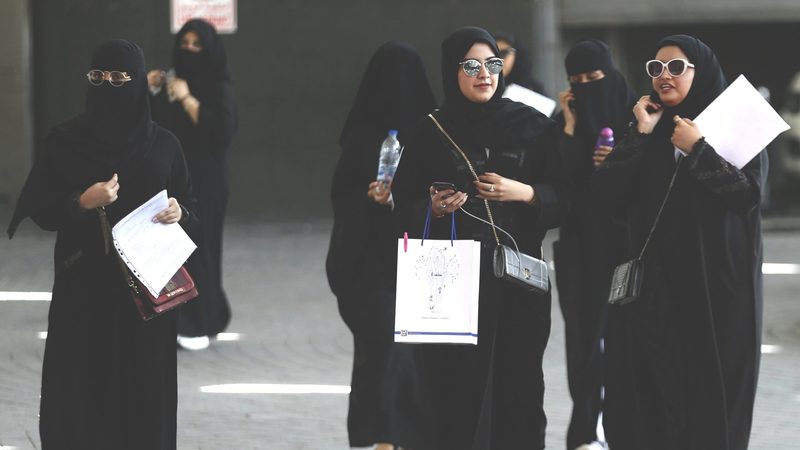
[[421, 201, 456, 247]]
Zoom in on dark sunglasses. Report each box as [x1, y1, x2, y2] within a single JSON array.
[[645, 58, 695, 78], [459, 57, 504, 77], [86, 70, 132, 87]]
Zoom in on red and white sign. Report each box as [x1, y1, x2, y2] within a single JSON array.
[[171, 0, 237, 34]]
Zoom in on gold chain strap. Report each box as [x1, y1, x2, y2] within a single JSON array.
[[428, 114, 500, 245]]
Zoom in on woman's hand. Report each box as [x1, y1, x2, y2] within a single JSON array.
[[78, 173, 119, 210], [633, 95, 664, 135], [671, 115, 702, 153], [475, 172, 535, 204], [429, 186, 467, 218], [147, 70, 165, 89], [368, 180, 392, 205], [153, 197, 183, 224], [593, 145, 613, 167], [559, 90, 576, 136], [168, 78, 190, 101]]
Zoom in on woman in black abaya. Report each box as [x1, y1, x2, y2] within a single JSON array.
[[7, 39, 195, 450], [553, 38, 638, 450], [149, 18, 238, 350], [494, 31, 547, 96], [592, 35, 764, 450], [327, 41, 436, 449], [391, 27, 568, 449]]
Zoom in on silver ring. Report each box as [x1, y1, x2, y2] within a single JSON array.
[[489, 184, 495, 192], [440, 202, 447, 209]]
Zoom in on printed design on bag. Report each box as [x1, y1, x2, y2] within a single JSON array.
[[415, 246, 460, 313]]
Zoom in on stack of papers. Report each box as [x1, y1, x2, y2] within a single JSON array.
[[112, 190, 197, 297]]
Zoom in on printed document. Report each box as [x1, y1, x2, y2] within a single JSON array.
[[112, 190, 196, 297], [693, 75, 790, 169], [503, 83, 558, 117]]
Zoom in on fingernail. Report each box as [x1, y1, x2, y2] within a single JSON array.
[[152, 217, 158, 223]]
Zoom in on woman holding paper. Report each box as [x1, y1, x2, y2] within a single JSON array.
[[553, 38, 637, 450], [391, 27, 568, 449], [591, 35, 765, 450], [326, 41, 436, 450], [149, 19, 238, 351], [7, 40, 196, 450]]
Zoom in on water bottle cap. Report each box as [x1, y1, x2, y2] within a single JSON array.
[[388, 129, 398, 137], [600, 127, 613, 137]]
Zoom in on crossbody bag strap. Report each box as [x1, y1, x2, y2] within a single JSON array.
[[96, 207, 141, 296], [428, 113, 500, 245], [636, 155, 684, 260]]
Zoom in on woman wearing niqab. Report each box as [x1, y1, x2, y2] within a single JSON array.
[[553, 38, 638, 450], [149, 18, 238, 347], [391, 27, 568, 449], [326, 41, 436, 450], [7, 39, 196, 450], [592, 35, 764, 449]]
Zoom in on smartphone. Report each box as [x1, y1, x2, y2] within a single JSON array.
[[431, 181, 458, 192]]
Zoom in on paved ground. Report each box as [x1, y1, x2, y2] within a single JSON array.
[[0, 211, 798, 449]]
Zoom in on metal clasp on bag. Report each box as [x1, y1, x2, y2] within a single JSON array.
[[523, 267, 531, 280]]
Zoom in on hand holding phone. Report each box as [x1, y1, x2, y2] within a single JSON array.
[[431, 181, 458, 193], [633, 95, 664, 135]]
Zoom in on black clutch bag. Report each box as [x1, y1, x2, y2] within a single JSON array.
[[608, 258, 644, 305]]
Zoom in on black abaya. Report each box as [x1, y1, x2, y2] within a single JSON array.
[[591, 35, 763, 450], [8, 40, 196, 450], [391, 27, 568, 450], [326, 41, 436, 448], [553, 38, 638, 449], [150, 19, 238, 338]]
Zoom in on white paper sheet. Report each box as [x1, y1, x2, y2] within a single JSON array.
[[503, 83, 558, 117], [693, 75, 790, 169], [112, 190, 197, 297]]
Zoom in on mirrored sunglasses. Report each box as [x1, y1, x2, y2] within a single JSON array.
[[645, 58, 695, 78], [86, 70, 132, 87], [459, 58, 504, 77]]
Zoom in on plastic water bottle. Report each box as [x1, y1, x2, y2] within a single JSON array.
[[376, 129, 402, 191], [594, 127, 614, 167]]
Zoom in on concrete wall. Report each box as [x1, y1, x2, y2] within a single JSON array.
[[30, 0, 539, 220], [0, 0, 32, 206]]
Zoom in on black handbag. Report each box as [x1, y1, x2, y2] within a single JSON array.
[[428, 113, 549, 294], [608, 155, 683, 305]]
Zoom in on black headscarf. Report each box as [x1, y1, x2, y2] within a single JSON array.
[[493, 31, 545, 95], [340, 41, 436, 146], [8, 39, 156, 238], [564, 39, 638, 146], [649, 34, 727, 138], [173, 19, 232, 100], [438, 27, 551, 149]]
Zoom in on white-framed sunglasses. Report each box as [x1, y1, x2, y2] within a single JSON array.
[[459, 57, 504, 77], [86, 70, 132, 87], [645, 58, 695, 78]]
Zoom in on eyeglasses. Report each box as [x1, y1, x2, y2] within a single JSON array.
[[86, 70, 132, 87], [645, 58, 695, 78], [459, 58, 504, 77], [498, 48, 516, 59]]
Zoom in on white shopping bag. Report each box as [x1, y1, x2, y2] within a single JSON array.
[[394, 214, 481, 345]]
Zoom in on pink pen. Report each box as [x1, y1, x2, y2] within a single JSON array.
[[403, 232, 408, 253]]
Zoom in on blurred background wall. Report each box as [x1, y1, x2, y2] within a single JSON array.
[[2, 0, 799, 219]]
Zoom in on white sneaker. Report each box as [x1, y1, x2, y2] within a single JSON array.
[[574, 442, 608, 450], [177, 335, 210, 351]]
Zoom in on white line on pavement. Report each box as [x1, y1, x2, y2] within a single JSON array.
[[761, 344, 782, 354], [762, 263, 800, 274], [200, 383, 351, 394], [0, 291, 51, 301]]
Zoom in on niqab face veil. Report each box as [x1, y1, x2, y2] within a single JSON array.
[[650, 34, 727, 138], [173, 19, 231, 96], [564, 39, 638, 146], [85, 39, 151, 149]]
